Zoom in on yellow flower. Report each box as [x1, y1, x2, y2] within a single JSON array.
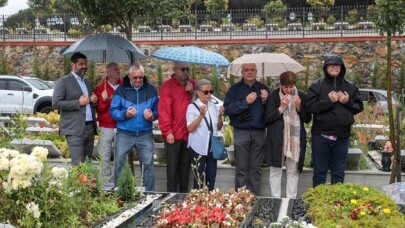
[[350, 199, 357, 204], [352, 190, 357, 195], [360, 211, 366, 216], [363, 187, 369, 192], [383, 208, 391, 214]]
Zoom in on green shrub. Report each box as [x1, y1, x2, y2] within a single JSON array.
[[303, 183, 405, 227], [117, 160, 136, 201]]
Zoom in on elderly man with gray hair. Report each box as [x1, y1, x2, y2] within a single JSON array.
[[110, 63, 158, 191]]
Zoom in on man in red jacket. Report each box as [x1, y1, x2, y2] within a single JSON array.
[[158, 62, 195, 193], [94, 62, 122, 190]]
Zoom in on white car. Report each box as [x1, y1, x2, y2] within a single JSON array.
[[359, 88, 398, 113], [210, 95, 223, 108], [0, 75, 54, 115]]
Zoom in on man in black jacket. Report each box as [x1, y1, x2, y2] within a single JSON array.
[[306, 55, 364, 187], [224, 63, 269, 195]]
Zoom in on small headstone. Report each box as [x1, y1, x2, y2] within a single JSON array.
[[23, 117, 51, 127], [11, 138, 62, 157]]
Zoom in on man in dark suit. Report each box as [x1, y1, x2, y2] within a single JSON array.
[[52, 52, 98, 165]]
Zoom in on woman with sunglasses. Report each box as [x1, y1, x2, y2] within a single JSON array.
[[186, 79, 224, 191]]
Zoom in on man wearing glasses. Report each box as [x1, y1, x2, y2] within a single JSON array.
[[158, 62, 196, 193], [224, 63, 269, 195], [110, 63, 158, 191]]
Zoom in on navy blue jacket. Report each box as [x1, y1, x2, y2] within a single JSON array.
[[110, 76, 158, 135], [224, 79, 269, 130]]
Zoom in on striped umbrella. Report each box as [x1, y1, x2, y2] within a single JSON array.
[[62, 34, 146, 63]]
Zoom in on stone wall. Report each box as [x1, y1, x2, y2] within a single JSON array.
[[1, 40, 404, 91]]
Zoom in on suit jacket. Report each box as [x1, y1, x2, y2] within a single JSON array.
[[52, 73, 97, 136]]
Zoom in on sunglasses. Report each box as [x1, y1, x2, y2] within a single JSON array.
[[180, 67, 190, 72], [201, 90, 214, 95]]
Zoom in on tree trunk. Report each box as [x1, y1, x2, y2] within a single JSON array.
[[387, 35, 398, 184]]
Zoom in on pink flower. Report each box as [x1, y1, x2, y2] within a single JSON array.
[[384, 141, 393, 152]]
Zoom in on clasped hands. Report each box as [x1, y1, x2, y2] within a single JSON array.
[[79, 92, 98, 106], [329, 91, 349, 104], [246, 89, 268, 104], [126, 107, 154, 121], [280, 94, 301, 112]]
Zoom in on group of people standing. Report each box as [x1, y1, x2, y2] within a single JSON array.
[[52, 52, 364, 197]]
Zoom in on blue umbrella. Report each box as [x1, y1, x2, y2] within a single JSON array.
[[62, 34, 146, 63], [151, 46, 229, 67]]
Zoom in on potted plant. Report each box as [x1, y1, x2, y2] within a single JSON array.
[[223, 125, 235, 165]]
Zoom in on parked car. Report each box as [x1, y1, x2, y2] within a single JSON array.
[[0, 75, 54, 115], [359, 88, 398, 113]]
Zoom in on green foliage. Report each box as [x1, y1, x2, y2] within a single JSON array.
[[204, 0, 228, 12], [266, 77, 272, 88], [306, 0, 335, 8], [400, 56, 405, 91], [262, 0, 286, 13], [0, 53, 8, 74], [353, 70, 362, 88], [64, 57, 71, 75], [303, 183, 405, 227], [32, 54, 41, 78], [210, 68, 222, 98], [223, 125, 233, 147], [190, 65, 197, 80], [304, 61, 310, 91], [346, 9, 359, 25], [375, 0, 405, 37], [42, 63, 50, 81], [366, 5, 378, 23], [245, 15, 264, 28], [87, 61, 97, 86], [0, 0, 7, 8], [326, 15, 336, 26], [157, 61, 163, 88], [117, 160, 136, 201], [67, 27, 81, 38]]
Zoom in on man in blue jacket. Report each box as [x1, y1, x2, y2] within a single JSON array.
[[306, 55, 363, 187], [224, 63, 269, 195], [110, 63, 158, 191]]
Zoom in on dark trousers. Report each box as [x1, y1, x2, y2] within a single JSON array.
[[66, 123, 95, 166], [311, 133, 349, 187], [189, 147, 217, 191], [165, 140, 191, 193], [233, 128, 265, 195]]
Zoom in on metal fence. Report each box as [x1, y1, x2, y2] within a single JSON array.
[[0, 5, 397, 42]]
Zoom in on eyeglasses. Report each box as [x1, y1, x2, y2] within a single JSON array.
[[180, 67, 190, 72], [133, 76, 143, 81], [201, 90, 214, 95]]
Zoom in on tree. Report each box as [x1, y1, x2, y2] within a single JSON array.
[[0, 0, 7, 8], [375, 0, 405, 184], [306, 0, 335, 8], [28, 0, 56, 13], [204, 0, 228, 12], [68, 0, 160, 40]]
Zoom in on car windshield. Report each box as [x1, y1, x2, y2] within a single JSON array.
[[25, 78, 53, 90]]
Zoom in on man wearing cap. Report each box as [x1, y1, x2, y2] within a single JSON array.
[[306, 55, 364, 187], [158, 62, 196, 193]]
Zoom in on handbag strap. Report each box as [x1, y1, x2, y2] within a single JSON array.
[[192, 102, 213, 134]]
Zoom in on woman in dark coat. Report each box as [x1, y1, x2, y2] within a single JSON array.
[[265, 71, 311, 198]]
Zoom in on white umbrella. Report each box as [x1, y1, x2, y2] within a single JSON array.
[[227, 53, 304, 79]]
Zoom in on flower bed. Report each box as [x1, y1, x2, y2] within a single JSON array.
[[243, 198, 282, 227], [301, 183, 405, 227], [140, 188, 256, 227]]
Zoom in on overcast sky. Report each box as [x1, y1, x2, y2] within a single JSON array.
[[0, 0, 29, 15]]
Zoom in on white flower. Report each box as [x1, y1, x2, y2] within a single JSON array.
[[51, 167, 68, 180], [0, 157, 10, 170], [31, 147, 48, 162], [26, 202, 41, 218]]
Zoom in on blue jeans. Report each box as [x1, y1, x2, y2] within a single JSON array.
[[114, 132, 155, 191], [189, 147, 217, 191], [311, 133, 349, 187]]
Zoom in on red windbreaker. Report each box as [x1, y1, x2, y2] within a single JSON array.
[[94, 77, 123, 128], [158, 74, 195, 141]]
